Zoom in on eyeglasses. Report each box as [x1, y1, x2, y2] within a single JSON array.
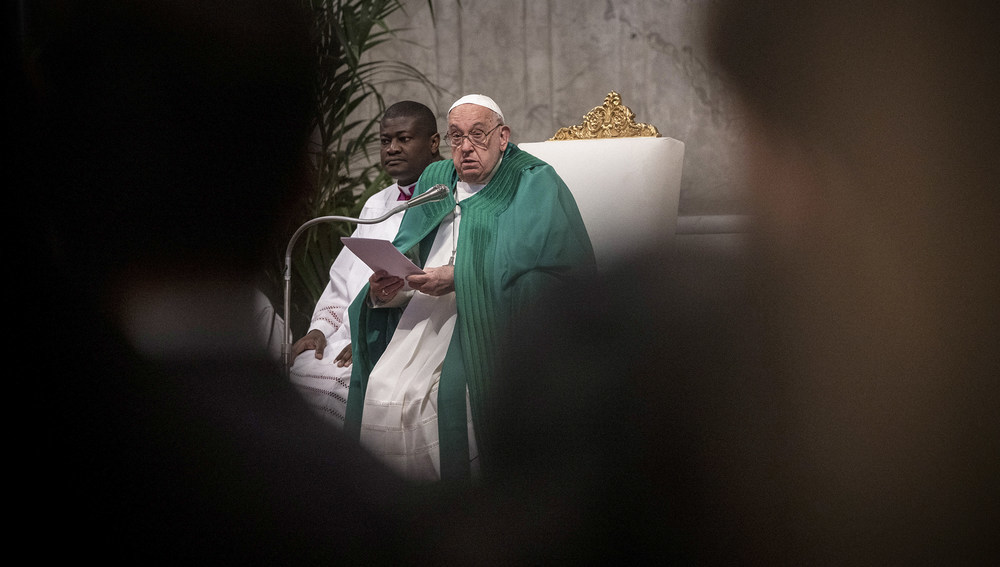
[[447, 123, 502, 148]]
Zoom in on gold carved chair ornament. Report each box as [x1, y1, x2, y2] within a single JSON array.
[[519, 92, 685, 269]]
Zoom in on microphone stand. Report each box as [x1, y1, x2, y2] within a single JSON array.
[[281, 184, 449, 370]]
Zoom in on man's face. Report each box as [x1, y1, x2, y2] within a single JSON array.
[[447, 104, 510, 184], [380, 115, 440, 186]]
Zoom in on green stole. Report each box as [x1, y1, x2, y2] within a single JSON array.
[[345, 144, 582, 479]]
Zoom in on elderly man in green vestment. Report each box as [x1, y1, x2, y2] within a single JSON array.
[[345, 94, 595, 481]]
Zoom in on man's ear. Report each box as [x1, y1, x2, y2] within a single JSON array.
[[498, 125, 511, 150], [429, 132, 441, 155]]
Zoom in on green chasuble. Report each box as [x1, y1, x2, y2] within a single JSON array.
[[345, 143, 595, 479]]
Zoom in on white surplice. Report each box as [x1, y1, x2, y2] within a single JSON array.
[[359, 181, 483, 481]]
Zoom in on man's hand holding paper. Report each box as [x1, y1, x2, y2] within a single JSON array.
[[341, 237, 424, 288]]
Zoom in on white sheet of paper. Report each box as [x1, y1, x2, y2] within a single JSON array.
[[341, 237, 424, 288]]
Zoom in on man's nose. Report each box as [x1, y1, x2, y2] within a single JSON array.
[[387, 139, 401, 152], [458, 136, 476, 151]]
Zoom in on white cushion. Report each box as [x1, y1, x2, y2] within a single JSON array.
[[519, 137, 684, 268]]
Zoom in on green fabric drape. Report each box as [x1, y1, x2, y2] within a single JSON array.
[[345, 143, 595, 479]]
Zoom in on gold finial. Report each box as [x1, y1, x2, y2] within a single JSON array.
[[550, 91, 660, 140]]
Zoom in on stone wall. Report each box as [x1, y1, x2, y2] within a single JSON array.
[[364, 0, 748, 217]]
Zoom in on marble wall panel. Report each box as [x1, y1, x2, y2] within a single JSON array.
[[363, 0, 748, 217]]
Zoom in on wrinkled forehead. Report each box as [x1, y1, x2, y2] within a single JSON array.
[[448, 103, 499, 130]]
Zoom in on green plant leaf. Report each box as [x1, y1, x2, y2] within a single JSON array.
[[259, 0, 441, 341]]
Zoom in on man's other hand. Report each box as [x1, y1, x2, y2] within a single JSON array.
[[289, 329, 327, 365], [406, 265, 455, 296]]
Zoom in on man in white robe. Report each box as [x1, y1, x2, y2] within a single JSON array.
[[288, 101, 441, 427], [346, 95, 595, 481]]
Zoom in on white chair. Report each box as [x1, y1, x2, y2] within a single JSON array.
[[519, 92, 684, 269]]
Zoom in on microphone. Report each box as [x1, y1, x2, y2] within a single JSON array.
[[280, 183, 451, 369], [389, 183, 450, 215]]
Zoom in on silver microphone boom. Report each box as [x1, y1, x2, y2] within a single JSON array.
[[280, 183, 451, 369], [400, 183, 450, 210]]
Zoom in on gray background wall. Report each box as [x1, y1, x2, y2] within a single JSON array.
[[363, 0, 747, 217]]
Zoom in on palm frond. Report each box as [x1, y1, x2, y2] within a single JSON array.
[[259, 0, 440, 340]]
